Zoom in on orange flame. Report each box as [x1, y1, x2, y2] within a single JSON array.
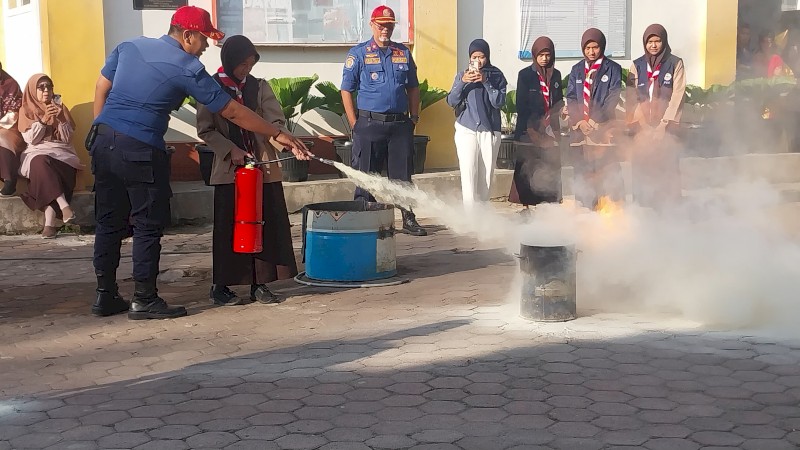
[[595, 196, 623, 218]]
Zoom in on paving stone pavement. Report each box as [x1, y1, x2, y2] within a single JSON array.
[[2, 205, 800, 449]]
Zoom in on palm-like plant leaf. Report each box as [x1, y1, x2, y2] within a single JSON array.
[[419, 79, 448, 112], [268, 74, 320, 130], [501, 89, 516, 132]]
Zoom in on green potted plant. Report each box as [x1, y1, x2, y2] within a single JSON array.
[[497, 89, 517, 170], [267, 74, 323, 182], [315, 81, 356, 170], [415, 79, 448, 174]]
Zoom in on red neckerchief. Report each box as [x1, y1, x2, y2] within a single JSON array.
[[537, 72, 554, 138], [647, 63, 661, 99], [583, 58, 603, 121], [216, 67, 256, 153]]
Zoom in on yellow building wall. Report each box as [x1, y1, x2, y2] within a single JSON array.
[[412, 0, 458, 169], [39, 0, 106, 190], [702, 0, 738, 87]]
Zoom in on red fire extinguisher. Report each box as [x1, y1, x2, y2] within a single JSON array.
[[233, 162, 264, 253]]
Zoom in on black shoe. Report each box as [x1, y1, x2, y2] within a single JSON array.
[[401, 210, 427, 236], [0, 178, 16, 197], [210, 285, 247, 306], [128, 280, 187, 320], [129, 298, 187, 320], [251, 284, 279, 304], [91, 290, 130, 317]]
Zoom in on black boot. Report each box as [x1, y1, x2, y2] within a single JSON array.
[[91, 271, 130, 317], [401, 209, 427, 236], [129, 279, 187, 320], [210, 284, 247, 306], [0, 176, 17, 197]]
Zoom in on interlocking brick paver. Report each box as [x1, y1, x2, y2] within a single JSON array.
[[3, 214, 800, 449]]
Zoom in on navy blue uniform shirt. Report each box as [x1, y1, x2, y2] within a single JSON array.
[[341, 39, 419, 114], [96, 35, 231, 150]]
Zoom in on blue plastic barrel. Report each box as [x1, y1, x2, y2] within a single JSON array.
[[303, 201, 396, 281]]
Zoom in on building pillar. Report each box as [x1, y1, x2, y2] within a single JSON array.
[[412, 0, 458, 169], [702, 0, 738, 87], [39, 0, 106, 189]]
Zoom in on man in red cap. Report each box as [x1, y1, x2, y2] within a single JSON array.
[[89, 6, 310, 320], [340, 5, 426, 236]]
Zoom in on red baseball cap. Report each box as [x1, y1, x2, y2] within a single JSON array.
[[171, 6, 225, 41], [370, 5, 397, 24]]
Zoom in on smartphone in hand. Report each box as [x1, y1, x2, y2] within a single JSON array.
[[53, 94, 62, 106]]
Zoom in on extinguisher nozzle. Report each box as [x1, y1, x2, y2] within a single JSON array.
[[310, 155, 337, 166]]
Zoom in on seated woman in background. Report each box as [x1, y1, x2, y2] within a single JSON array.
[[0, 62, 24, 197], [197, 35, 298, 306], [17, 73, 83, 238]]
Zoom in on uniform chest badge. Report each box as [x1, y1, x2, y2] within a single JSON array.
[[554, 82, 559, 88], [345, 55, 355, 69], [364, 57, 381, 65], [601, 74, 609, 82], [664, 73, 672, 81], [392, 57, 408, 64], [371, 72, 379, 80]]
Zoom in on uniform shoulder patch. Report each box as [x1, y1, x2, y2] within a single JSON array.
[[345, 55, 356, 70]]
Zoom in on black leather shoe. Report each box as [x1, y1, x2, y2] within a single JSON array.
[[92, 290, 130, 317], [401, 210, 427, 236], [129, 298, 187, 320], [129, 280, 187, 320], [210, 285, 247, 306], [251, 284, 279, 304]]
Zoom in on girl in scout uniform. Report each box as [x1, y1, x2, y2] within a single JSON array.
[[509, 36, 564, 212], [565, 28, 624, 209], [626, 24, 686, 209]]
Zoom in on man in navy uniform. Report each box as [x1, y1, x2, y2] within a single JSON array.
[[91, 6, 309, 320], [340, 5, 426, 236]]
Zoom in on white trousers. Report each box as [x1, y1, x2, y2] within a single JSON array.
[[455, 122, 501, 206]]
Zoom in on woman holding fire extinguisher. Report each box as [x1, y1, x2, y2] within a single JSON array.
[[197, 35, 298, 306]]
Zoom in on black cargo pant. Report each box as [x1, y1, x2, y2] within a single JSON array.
[[91, 124, 172, 282], [351, 112, 414, 202]]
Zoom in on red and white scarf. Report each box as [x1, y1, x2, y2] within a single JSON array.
[[217, 67, 256, 153], [537, 72, 554, 138], [583, 58, 603, 121], [647, 63, 661, 100]]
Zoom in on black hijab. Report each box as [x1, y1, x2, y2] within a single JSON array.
[[465, 39, 504, 128], [221, 35, 260, 83], [215, 35, 261, 152]]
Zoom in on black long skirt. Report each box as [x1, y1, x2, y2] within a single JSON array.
[[509, 141, 561, 206], [212, 182, 298, 286], [20, 155, 76, 218]]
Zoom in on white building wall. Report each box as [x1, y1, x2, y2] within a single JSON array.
[[102, 0, 346, 139], [472, 0, 708, 90], [3, 0, 43, 85]]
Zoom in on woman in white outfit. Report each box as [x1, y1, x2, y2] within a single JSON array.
[[446, 39, 507, 207]]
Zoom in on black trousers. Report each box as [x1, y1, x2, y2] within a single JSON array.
[[351, 115, 414, 202], [91, 125, 172, 282]]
